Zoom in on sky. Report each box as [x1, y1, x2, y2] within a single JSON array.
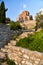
[[0, 0, 43, 21]]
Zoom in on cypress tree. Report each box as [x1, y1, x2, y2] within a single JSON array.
[[0, 3, 1, 23], [0, 1, 8, 23]]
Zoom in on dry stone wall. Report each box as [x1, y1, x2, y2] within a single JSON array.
[[1, 41, 43, 65]]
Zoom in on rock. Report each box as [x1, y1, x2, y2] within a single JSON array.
[[23, 54, 29, 59], [35, 60, 39, 64], [26, 61, 32, 65], [21, 60, 25, 64], [1, 48, 7, 52], [0, 52, 5, 60], [10, 40, 16, 46], [1, 62, 8, 65], [40, 59, 43, 65]]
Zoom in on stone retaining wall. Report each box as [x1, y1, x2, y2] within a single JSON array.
[[1, 42, 43, 65]]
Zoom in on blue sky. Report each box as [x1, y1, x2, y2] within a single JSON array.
[[0, 0, 43, 21]]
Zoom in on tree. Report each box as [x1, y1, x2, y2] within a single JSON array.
[[0, 1, 8, 23], [30, 15, 33, 20], [6, 17, 11, 23], [39, 21, 43, 28], [35, 12, 43, 31], [0, 3, 1, 23]]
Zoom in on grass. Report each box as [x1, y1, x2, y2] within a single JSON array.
[[16, 30, 43, 52]]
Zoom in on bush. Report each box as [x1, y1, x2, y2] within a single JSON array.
[[6, 59, 16, 65], [10, 22, 22, 30], [39, 21, 43, 29], [16, 30, 43, 52], [35, 12, 43, 31]]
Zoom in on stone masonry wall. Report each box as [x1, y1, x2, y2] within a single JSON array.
[[1, 41, 43, 65]]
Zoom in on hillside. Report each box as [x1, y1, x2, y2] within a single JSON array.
[[20, 20, 36, 29]]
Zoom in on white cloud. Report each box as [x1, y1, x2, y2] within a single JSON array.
[[19, 4, 27, 14], [23, 4, 27, 9]]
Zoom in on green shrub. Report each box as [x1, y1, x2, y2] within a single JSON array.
[[35, 12, 43, 31], [6, 59, 16, 65], [39, 21, 43, 29], [16, 30, 43, 52], [10, 22, 22, 30]]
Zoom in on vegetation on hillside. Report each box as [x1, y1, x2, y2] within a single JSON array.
[[10, 21, 22, 30], [35, 12, 43, 31], [16, 30, 43, 52]]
